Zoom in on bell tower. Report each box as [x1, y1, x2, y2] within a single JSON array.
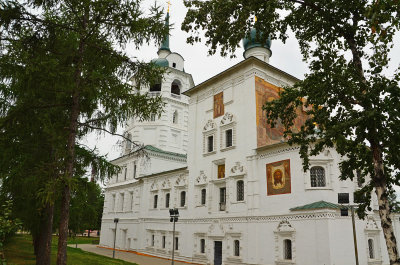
[[124, 8, 194, 155]]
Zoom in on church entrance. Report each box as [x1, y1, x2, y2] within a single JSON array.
[[214, 241, 222, 265]]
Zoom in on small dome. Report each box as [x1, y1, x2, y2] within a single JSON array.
[[151, 58, 169, 67], [243, 28, 272, 51]]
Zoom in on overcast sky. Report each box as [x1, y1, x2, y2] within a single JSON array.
[[84, 0, 400, 162]]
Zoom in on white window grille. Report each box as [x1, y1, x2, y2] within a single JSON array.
[[237, 180, 244, 201], [310, 166, 326, 187]]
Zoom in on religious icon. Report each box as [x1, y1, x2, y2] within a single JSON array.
[[266, 159, 291, 195], [218, 164, 225, 179], [214, 92, 224, 118]]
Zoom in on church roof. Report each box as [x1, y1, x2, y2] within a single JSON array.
[[290, 200, 340, 211], [144, 145, 187, 158]]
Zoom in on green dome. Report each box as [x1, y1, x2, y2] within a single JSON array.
[[151, 58, 169, 67], [243, 28, 272, 51]]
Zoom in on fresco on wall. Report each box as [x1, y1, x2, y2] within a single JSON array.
[[214, 92, 224, 118], [255, 76, 308, 147], [266, 159, 291, 195]]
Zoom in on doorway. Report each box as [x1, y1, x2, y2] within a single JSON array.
[[214, 241, 222, 265]]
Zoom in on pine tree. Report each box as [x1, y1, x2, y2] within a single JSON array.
[[0, 0, 167, 264]]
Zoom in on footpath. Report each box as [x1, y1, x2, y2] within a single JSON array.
[[71, 244, 195, 265]]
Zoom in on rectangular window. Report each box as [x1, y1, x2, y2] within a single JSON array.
[[154, 195, 158, 209], [284, 239, 292, 260], [133, 162, 137, 178], [234, 240, 240, 256], [151, 235, 155, 246], [162, 236, 166, 248], [120, 193, 125, 212], [124, 167, 127, 180], [111, 194, 116, 211], [165, 193, 170, 208], [218, 164, 225, 179], [200, 239, 205, 253], [207, 135, 214, 152], [180, 191, 186, 207], [226, 129, 233, 147], [237, 180, 244, 201], [201, 189, 206, 205], [175, 237, 179, 250], [130, 191, 134, 210], [219, 187, 226, 211]]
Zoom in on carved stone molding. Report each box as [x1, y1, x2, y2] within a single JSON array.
[[195, 171, 208, 186], [175, 174, 187, 187], [150, 181, 158, 191], [161, 179, 171, 190], [203, 120, 216, 132], [230, 162, 246, 177], [220, 112, 234, 126]]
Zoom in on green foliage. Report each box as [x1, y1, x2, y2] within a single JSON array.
[[63, 178, 104, 235], [0, 199, 21, 263], [1, 0, 169, 263], [4, 234, 136, 265]]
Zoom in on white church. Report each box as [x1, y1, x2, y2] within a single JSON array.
[[99, 11, 400, 265]]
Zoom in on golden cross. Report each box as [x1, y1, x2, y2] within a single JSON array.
[[167, 1, 171, 13]]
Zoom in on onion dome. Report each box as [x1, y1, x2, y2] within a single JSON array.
[[151, 58, 169, 67], [243, 28, 272, 51]]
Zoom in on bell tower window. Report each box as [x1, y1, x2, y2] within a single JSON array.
[[171, 80, 181, 95]]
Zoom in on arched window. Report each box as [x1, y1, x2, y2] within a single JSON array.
[[200, 239, 205, 253], [153, 195, 158, 209], [310, 166, 326, 187], [173, 110, 178, 124], [234, 240, 240, 256], [237, 180, 244, 201], [283, 239, 292, 260], [180, 191, 186, 207], [201, 189, 206, 205], [165, 193, 170, 208], [171, 80, 181, 95], [368, 239, 375, 259]]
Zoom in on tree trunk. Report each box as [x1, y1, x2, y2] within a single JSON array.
[[372, 143, 400, 265], [32, 203, 54, 265], [56, 9, 87, 264], [56, 90, 80, 265]]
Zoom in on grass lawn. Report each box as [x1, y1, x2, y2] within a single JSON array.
[[4, 234, 136, 265]]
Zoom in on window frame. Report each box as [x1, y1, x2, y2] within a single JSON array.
[[201, 188, 206, 205], [304, 160, 332, 190], [234, 240, 240, 257], [310, 166, 326, 188], [153, 194, 158, 209], [180, 191, 186, 207], [237, 180, 244, 202]]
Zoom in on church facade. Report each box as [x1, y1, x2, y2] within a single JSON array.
[[99, 12, 400, 265]]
